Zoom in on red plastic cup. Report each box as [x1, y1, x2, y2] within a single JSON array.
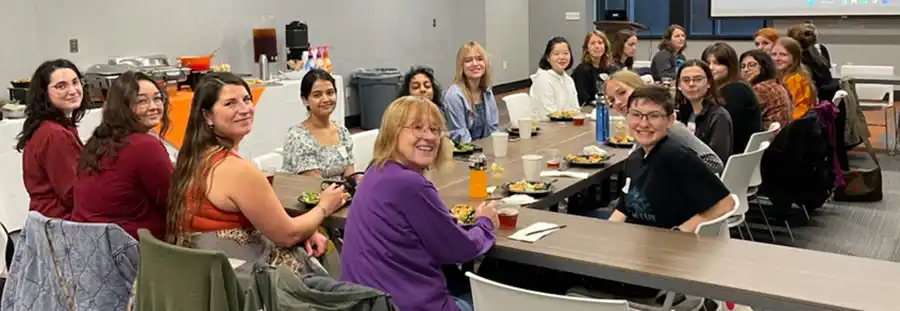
[[572, 116, 585, 126], [498, 207, 519, 230]]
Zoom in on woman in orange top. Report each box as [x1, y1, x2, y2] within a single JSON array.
[[771, 37, 817, 120], [165, 72, 346, 275]]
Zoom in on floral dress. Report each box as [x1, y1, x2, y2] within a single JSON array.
[[281, 123, 355, 179]]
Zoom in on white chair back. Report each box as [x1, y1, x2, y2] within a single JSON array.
[[503, 93, 532, 129], [695, 193, 739, 237], [840, 65, 894, 103], [467, 272, 630, 311], [722, 142, 770, 219], [633, 60, 652, 69], [832, 90, 849, 107], [252, 152, 284, 172], [351, 129, 379, 172], [743, 123, 779, 187]]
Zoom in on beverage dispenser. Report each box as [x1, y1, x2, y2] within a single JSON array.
[[285, 21, 309, 63]]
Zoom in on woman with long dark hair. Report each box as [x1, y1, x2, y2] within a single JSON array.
[[399, 66, 443, 108], [17, 59, 89, 219], [166, 72, 344, 275], [529, 36, 580, 118], [72, 71, 172, 239], [675, 59, 734, 161], [609, 29, 637, 71], [740, 49, 793, 128], [702, 42, 763, 154]]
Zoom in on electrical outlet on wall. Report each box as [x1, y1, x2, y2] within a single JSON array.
[[565, 12, 580, 21], [69, 38, 79, 53]]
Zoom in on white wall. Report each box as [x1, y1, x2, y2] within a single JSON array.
[[485, 0, 531, 85], [528, 0, 596, 75], [0, 0, 487, 115]]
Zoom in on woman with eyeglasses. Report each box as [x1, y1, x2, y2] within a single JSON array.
[[702, 42, 763, 155], [675, 60, 733, 161], [72, 71, 172, 239], [740, 49, 793, 129], [399, 66, 443, 108], [341, 96, 498, 311], [17, 59, 89, 219]]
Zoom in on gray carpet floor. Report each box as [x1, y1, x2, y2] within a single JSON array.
[[746, 152, 900, 262]]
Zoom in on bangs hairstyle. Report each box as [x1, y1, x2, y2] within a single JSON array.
[[538, 36, 573, 71], [739, 49, 780, 85], [658, 24, 687, 54], [753, 27, 779, 43], [581, 30, 612, 66], [371, 96, 453, 173], [453, 41, 493, 104], [674, 59, 723, 107], [627, 85, 676, 116], [701, 42, 744, 88]]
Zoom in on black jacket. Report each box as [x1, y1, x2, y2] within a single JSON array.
[[720, 82, 763, 154], [571, 62, 615, 106], [677, 101, 733, 162], [802, 49, 837, 102]]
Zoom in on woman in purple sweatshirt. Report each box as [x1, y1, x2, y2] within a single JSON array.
[[340, 96, 499, 311]]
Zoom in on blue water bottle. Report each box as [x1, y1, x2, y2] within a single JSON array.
[[595, 103, 609, 142]]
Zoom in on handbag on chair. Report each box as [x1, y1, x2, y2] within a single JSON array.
[[834, 79, 883, 202]]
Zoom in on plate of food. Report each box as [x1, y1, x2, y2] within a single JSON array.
[[564, 152, 614, 166], [502, 180, 552, 196], [606, 136, 635, 148], [507, 126, 541, 137], [297, 191, 352, 207], [10, 79, 30, 88], [548, 110, 576, 121], [450, 204, 476, 226], [453, 141, 482, 155]]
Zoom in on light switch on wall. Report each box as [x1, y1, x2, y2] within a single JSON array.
[[503, 61, 508, 70], [565, 12, 580, 21]]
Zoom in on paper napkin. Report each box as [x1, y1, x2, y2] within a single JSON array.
[[502, 194, 537, 205], [541, 170, 589, 179], [509, 222, 564, 243]]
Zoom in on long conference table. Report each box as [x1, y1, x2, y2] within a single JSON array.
[[273, 121, 900, 311]]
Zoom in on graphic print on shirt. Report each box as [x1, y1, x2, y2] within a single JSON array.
[[623, 177, 656, 224]]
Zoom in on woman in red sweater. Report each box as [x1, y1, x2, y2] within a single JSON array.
[[72, 71, 173, 238], [17, 59, 88, 219]]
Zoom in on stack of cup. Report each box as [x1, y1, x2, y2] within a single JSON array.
[[521, 154, 543, 181], [518, 118, 534, 140]]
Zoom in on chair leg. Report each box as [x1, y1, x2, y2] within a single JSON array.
[[756, 201, 777, 243], [784, 220, 796, 243], [801, 205, 811, 221], [736, 226, 745, 240], [743, 221, 755, 241], [885, 109, 891, 152], [659, 291, 676, 311]]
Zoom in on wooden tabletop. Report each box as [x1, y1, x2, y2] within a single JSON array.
[[271, 121, 900, 311]]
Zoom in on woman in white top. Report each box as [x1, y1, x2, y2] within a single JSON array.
[[529, 36, 579, 119]]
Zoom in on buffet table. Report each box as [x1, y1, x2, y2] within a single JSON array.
[[157, 75, 346, 160]]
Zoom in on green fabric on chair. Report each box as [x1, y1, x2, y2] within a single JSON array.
[[134, 229, 245, 311]]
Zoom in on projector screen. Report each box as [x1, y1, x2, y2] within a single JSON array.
[[711, 0, 900, 17]]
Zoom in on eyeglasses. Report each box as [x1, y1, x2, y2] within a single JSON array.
[[403, 124, 442, 137], [741, 63, 759, 70], [679, 76, 707, 86], [626, 110, 669, 123], [136, 96, 166, 107], [50, 80, 84, 93]]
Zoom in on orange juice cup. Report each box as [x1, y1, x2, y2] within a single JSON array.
[[469, 169, 488, 199], [572, 115, 585, 126], [498, 207, 519, 229]]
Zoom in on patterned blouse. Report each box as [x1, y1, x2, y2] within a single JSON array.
[[281, 123, 355, 179], [752, 79, 794, 128]]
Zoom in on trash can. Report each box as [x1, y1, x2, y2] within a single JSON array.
[[351, 68, 403, 130]]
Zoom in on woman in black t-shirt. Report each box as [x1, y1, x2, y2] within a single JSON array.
[[572, 30, 615, 106], [674, 60, 734, 161], [702, 42, 763, 155], [610, 85, 735, 231]]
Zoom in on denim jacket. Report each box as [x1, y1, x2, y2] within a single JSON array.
[[442, 84, 499, 143]]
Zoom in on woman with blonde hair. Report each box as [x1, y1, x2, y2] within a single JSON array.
[[771, 37, 817, 120], [442, 41, 499, 143], [572, 30, 615, 106], [341, 96, 498, 311], [787, 23, 836, 102]]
